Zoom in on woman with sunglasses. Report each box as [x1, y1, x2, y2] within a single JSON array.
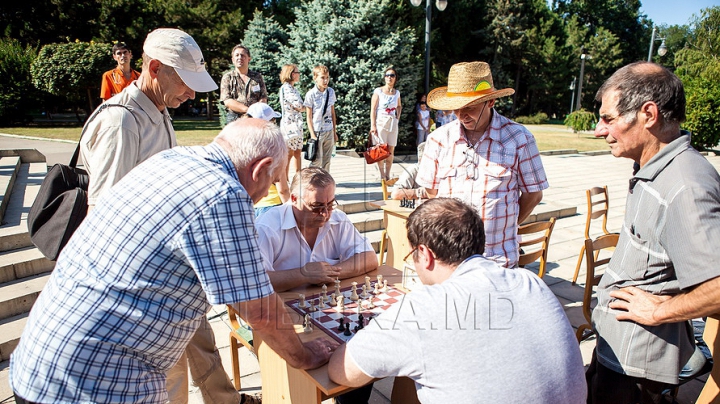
[[279, 63, 305, 176], [369, 67, 402, 181]]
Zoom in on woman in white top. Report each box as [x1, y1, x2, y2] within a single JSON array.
[[279, 63, 304, 175], [369, 67, 402, 181]]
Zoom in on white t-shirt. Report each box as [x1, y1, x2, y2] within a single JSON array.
[[345, 256, 587, 403], [304, 86, 336, 132]]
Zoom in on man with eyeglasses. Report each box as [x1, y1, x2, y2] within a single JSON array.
[[416, 61, 548, 269], [256, 167, 378, 293], [329, 198, 586, 403]]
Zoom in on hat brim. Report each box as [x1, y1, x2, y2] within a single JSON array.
[[426, 86, 515, 111], [175, 68, 218, 93]]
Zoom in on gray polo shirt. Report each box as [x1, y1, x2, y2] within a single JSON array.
[[593, 132, 720, 384]]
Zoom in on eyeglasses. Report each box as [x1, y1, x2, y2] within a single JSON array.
[[385, 74, 396, 78], [302, 199, 338, 214], [403, 247, 418, 263], [462, 147, 479, 180]]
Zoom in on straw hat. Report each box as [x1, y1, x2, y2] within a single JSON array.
[[427, 62, 514, 111]]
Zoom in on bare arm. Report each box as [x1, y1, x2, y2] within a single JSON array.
[[391, 187, 426, 200], [424, 188, 438, 198], [276, 170, 290, 204], [396, 95, 402, 119], [329, 343, 374, 387], [518, 190, 543, 224], [610, 276, 720, 326], [331, 105, 338, 142], [223, 99, 249, 114], [306, 106, 316, 139], [335, 251, 378, 279], [268, 251, 377, 292], [234, 293, 338, 369], [369, 93, 379, 135]]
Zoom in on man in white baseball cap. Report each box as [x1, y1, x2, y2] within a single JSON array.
[[77, 28, 243, 404]]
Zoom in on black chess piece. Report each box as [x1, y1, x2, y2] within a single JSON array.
[[337, 318, 345, 332], [343, 322, 352, 336]]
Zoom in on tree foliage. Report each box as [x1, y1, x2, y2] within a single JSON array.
[[281, 0, 421, 148], [675, 6, 720, 150], [242, 11, 289, 112], [0, 38, 38, 124], [31, 41, 111, 116]]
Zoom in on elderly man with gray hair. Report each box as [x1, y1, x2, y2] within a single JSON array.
[[10, 119, 338, 404]]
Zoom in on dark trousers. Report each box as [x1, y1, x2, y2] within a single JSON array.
[[335, 383, 374, 404], [586, 351, 675, 404], [14, 392, 39, 404]]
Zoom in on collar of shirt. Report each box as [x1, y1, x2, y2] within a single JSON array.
[[633, 131, 691, 187], [126, 82, 170, 126], [204, 142, 242, 184], [453, 109, 503, 147]]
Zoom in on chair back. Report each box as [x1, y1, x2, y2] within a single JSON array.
[[576, 233, 619, 342], [381, 177, 399, 200], [518, 217, 556, 278], [585, 186, 611, 238]]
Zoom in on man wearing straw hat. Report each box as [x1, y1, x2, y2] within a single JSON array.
[[416, 61, 548, 269]]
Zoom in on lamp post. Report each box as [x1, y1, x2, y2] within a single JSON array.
[[410, 0, 447, 95], [575, 50, 590, 112], [647, 25, 668, 62], [569, 77, 576, 114]]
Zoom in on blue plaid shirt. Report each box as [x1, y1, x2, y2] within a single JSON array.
[[10, 143, 273, 403]]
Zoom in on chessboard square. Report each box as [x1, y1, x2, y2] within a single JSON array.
[[384, 297, 398, 304]]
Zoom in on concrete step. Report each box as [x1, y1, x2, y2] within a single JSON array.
[[0, 246, 54, 284], [347, 209, 384, 233], [0, 273, 50, 321], [0, 312, 27, 362], [0, 156, 21, 225]]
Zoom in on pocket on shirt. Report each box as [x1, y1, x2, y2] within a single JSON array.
[[481, 163, 511, 191], [437, 167, 458, 180]]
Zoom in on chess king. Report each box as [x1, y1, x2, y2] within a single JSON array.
[[329, 198, 586, 403]]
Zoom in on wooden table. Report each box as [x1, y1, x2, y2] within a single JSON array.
[[255, 265, 418, 404], [369, 200, 415, 270], [696, 314, 720, 403]]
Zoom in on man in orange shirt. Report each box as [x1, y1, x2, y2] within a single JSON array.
[[100, 42, 140, 101]]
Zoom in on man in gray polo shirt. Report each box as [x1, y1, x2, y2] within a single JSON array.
[[588, 61, 720, 403]]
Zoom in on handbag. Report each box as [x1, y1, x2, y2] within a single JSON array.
[[304, 138, 318, 161], [27, 144, 88, 260], [26, 103, 131, 260], [364, 134, 390, 164]]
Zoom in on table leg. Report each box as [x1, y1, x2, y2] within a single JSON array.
[[257, 338, 323, 404]]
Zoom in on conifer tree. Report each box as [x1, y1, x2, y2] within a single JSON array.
[[242, 11, 289, 112]]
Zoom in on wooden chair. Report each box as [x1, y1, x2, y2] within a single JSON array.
[[576, 233, 619, 342], [378, 177, 399, 265], [572, 186, 617, 284], [227, 304, 256, 390], [517, 217, 556, 278]]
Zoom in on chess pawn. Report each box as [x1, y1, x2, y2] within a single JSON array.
[[303, 314, 313, 333], [298, 293, 307, 308], [365, 298, 375, 309], [365, 276, 372, 291], [349, 281, 359, 301], [321, 284, 328, 301], [337, 296, 345, 312], [361, 284, 369, 299], [382, 279, 388, 292], [376, 274, 383, 286], [327, 293, 337, 307], [309, 299, 317, 312], [373, 282, 381, 295]]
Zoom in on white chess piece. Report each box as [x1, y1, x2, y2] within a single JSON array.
[[365, 276, 372, 291], [334, 278, 342, 298], [327, 293, 337, 307], [309, 299, 317, 312], [298, 293, 307, 308], [303, 314, 313, 333], [321, 284, 328, 303], [373, 282, 381, 295], [382, 279, 388, 292], [350, 281, 359, 301], [337, 296, 345, 312], [361, 284, 369, 299], [377, 274, 384, 286]]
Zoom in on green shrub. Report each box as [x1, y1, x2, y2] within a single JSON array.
[[564, 109, 596, 132], [0, 38, 38, 125], [515, 112, 549, 125]]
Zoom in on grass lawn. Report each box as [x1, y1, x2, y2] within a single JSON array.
[[0, 120, 608, 152]]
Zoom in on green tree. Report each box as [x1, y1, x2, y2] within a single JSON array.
[[675, 6, 720, 150], [283, 0, 421, 148], [0, 38, 38, 124], [242, 10, 289, 112], [31, 41, 111, 120]]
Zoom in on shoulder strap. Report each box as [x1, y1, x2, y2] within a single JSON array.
[[73, 103, 134, 168], [322, 89, 330, 119]]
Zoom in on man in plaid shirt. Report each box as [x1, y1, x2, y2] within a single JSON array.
[[417, 62, 548, 269]]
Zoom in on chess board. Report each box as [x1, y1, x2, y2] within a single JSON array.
[[286, 284, 406, 343]]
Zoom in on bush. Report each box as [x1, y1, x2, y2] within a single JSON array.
[[0, 38, 38, 125], [683, 78, 720, 151], [515, 112, 549, 125], [564, 109, 596, 132]]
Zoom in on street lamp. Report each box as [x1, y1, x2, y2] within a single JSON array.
[[647, 25, 668, 61], [410, 0, 448, 94], [569, 77, 576, 114], [575, 50, 590, 112]]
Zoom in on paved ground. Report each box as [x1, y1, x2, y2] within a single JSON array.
[[2, 133, 719, 403]]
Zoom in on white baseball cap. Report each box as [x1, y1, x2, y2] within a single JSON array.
[[247, 103, 281, 121], [143, 28, 218, 93]]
